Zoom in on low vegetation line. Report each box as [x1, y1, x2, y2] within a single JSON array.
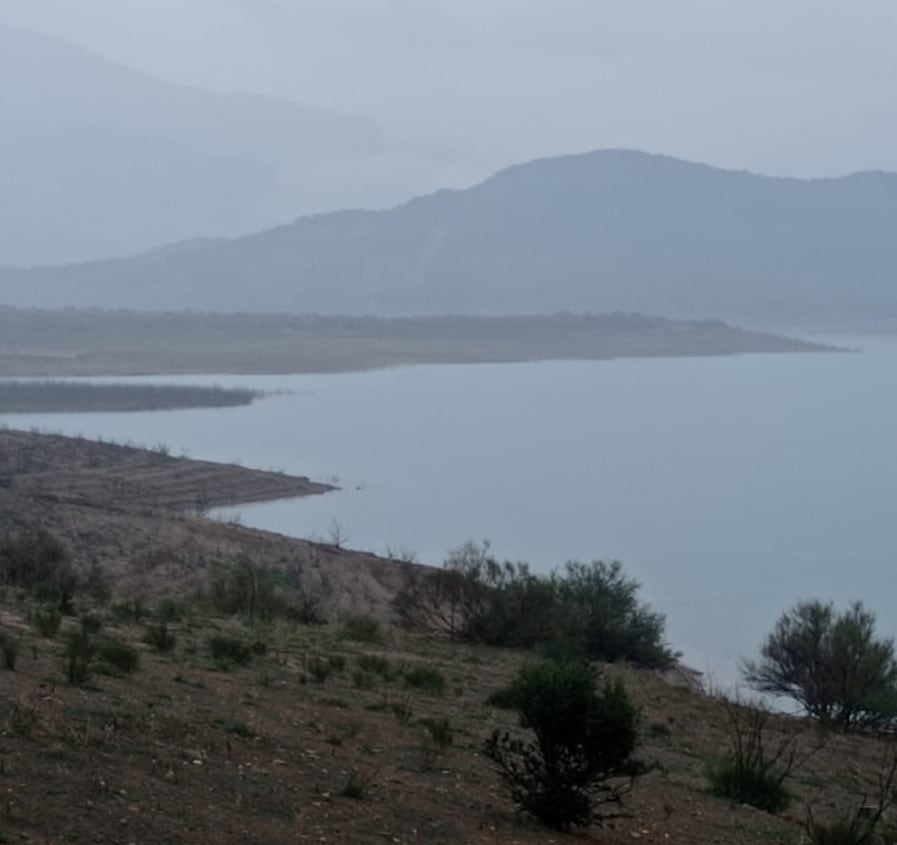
[[0, 379, 261, 413]]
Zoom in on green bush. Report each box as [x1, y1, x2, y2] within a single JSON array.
[[154, 598, 186, 622], [485, 660, 647, 831], [0, 528, 75, 604], [32, 605, 62, 639], [307, 656, 332, 683], [353, 670, 375, 689], [64, 630, 95, 686], [339, 615, 383, 644], [143, 622, 177, 653], [80, 613, 103, 635], [391, 702, 413, 725], [357, 654, 392, 678], [110, 596, 147, 623], [206, 558, 316, 623], [709, 764, 790, 813], [403, 665, 446, 695], [208, 635, 253, 669], [0, 632, 19, 670], [97, 639, 140, 676], [327, 654, 346, 672], [393, 542, 673, 668], [707, 699, 796, 814], [554, 561, 674, 668], [420, 716, 453, 750], [744, 600, 897, 730], [340, 771, 367, 800]]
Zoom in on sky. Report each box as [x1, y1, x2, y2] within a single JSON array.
[[3, 0, 897, 180]]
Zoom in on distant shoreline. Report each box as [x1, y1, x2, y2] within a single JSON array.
[[0, 380, 261, 414], [0, 308, 837, 379]]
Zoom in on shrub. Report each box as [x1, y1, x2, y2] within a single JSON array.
[[82, 561, 112, 604], [65, 630, 95, 686], [420, 716, 453, 750], [143, 622, 177, 653], [154, 598, 186, 622], [0, 632, 18, 670], [353, 670, 376, 690], [80, 613, 103, 635], [340, 771, 367, 800], [709, 762, 791, 814], [307, 656, 332, 683], [403, 665, 446, 695], [208, 635, 253, 669], [339, 615, 383, 644], [485, 660, 647, 831], [0, 528, 75, 604], [391, 702, 413, 725], [32, 605, 62, 639], [805, 740, 897, 844], [553, 561, 674, 668], [744, 600, 897, 730], [207, 558, 314, 623], [357, 654, 392, 678], [393, 542, 673, 668], [97, 639, 140, 676], [110, 596, 147, 623]]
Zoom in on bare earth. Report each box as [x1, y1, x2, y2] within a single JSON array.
[[0, 429, 417, 618], [0, 431, 890, 844], [0, 309, 834, 377]]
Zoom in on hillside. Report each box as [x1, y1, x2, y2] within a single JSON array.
[[0, 431, 892, 843], [4, 150, 897, 329]]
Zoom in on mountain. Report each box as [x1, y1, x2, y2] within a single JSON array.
[[3, 149, 897, 328], [0, 25, 470, 266]]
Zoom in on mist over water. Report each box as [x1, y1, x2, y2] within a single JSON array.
[[6, 337, 896, 686]]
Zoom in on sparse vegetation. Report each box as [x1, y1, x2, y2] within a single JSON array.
[[143, 622, 177, 653], [805, 740, 897, 844], [357, 654, 392, 678], [707, 697, 803, 813], [420, 716, 453, 750], [64, 629, 96, 686], [31, 604, 62, 639], [340, 770, 368, 800], [208, 635, 254, 669], [0, 631, 19, 670], [339, 615, 383, 644], [403, 665, 446, 695], [0, 528, 77, 609], [0, 380, 260, 414], [97, 639, 140, 676]]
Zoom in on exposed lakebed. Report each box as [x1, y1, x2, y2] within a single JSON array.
[[5, 336, 895, 686]]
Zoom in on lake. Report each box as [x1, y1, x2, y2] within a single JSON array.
[[6, 336, 897, 687]]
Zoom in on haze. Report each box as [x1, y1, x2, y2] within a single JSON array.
[[5, 0, 897, 180]]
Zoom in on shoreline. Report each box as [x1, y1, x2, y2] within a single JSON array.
[[0, 309, 837, 379]]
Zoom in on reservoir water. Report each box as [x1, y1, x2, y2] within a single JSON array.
[[5, 336, 897, 687]]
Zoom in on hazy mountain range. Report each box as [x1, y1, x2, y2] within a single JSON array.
[[4, 148, 897, 329], [0, 25, 474, 266]]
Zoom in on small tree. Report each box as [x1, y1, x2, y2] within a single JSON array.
[[485, 660, 648, 831], [744, 600, 897, 730], [554, 560, 674, 669]]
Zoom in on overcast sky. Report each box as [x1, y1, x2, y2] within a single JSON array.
[[3, 0, 897, 179]]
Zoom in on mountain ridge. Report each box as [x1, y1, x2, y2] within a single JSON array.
[[4, 148, 897, 329]]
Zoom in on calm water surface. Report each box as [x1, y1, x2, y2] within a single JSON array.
[[6, 337, 897, 685]]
